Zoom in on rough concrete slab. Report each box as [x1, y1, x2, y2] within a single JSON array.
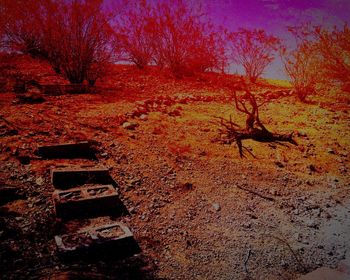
[[51, 166, 114, 189], [37, 141, 96, 159], [55, 222, 140, 260], [0, 185, 24, 205], [53, 184, 124, 219]]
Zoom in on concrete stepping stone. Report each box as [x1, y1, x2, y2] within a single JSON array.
[[51, 166, 114, 189], [0, 185, 24, 205], [55, 222, 140, 260], [53, 184, 123, 220], [37, 141, 96, 159]]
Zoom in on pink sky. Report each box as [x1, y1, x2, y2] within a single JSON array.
[[108, 0, 350, 79], [203, 0, 350, 79]]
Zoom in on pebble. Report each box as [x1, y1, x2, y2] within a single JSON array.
[[122, 122, 138, 130], [275, 161, 284, 168], [139, 114, 148, 120], [35, 177, 44, 186], [212, 203, 221, 211], [305, 218, 319, 228]]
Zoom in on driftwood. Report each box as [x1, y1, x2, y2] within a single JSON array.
[[216, 84, 297, 157]]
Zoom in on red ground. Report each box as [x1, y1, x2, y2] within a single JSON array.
[[0, 56, 349, 279]]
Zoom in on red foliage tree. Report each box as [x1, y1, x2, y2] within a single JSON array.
[[44, 0, 114, 84], [282, 23, 350, 100], [1, 0, 47, 57], [281, 27, 320, 102], [228, 29, 281, 83], [314, 24, 350, 89], [1, 0, 114, 84], [115, 0, 155, 69], [147, 0, 225, 77]]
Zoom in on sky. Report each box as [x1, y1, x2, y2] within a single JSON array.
[[201, 0, 350, 79]]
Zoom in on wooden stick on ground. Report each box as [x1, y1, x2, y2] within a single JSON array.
[[236, 185, 275, 202], [244, 248, 252, 274]]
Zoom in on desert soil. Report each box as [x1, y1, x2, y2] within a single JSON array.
[[0, 60, 349, 280]]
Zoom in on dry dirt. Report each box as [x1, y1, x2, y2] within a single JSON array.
[[0, 60, 349, 280]]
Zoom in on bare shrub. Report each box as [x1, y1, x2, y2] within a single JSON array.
[[216, 81, 296, 157], [1, 0, 115, 84], [282, 23, 350, 100], [314, 24, 350, 88], [149, 0, 225, 77], [115, 0, 155, 69], [281, 40, 320, 102], [228, 29, 281, 83]]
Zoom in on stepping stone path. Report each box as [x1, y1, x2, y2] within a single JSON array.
[[36, 142, 139, 260], [52, 184, 123, 219], [37, 141, 96, 159], [51, 166, 113, 189], [55, 223, 137, 260]]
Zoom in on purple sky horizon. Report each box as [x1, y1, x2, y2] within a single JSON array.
[[203, 0, 350, 79]]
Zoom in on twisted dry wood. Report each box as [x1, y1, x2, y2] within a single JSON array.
[[216, 86, 297, 157]]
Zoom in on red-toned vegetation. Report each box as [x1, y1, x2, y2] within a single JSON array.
[[1, 0, 348, 94], [228, 29, 281, 83], [282, 24, 350, 101], [0, 3, 349, 278], [1, 0, 114, 84]]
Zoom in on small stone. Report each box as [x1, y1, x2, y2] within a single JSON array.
[[242, 222, 251, 228], [305, 218, 318, 228], [298, 130, 307, 137], [275, 161, 284, 168], [327, 148, 335, 154], [212, 203, 221, 211], [294, 233, 301, 241], [100, 152, 108, 157], [309, 165, 317, 172], [269, 188, 277, 196], [122, 122, 138, 130], [139, 114, 148, 120], [35, 177, 44, 186]]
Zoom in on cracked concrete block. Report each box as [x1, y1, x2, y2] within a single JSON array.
[[53, 184, 124, 219], [37, 141, 96, 159], [51, 166, 114, 189], [55, 222, 140, 260]]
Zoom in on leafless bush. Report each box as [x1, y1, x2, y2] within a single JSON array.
[[228, 29, 281, 83]]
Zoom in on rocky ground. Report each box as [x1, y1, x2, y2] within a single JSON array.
[[0, 61, 349, 279]]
